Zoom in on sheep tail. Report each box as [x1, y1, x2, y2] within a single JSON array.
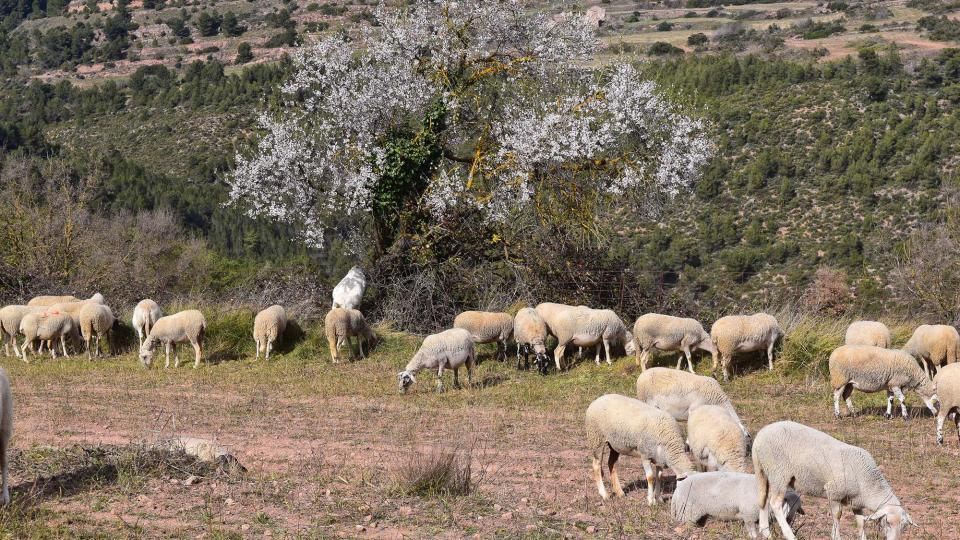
[[754, 453, 769, 511]]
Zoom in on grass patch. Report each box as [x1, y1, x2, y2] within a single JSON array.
[[393, 444, 477, 498]]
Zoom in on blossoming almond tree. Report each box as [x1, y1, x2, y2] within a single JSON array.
[[228, 1, 713, 253]]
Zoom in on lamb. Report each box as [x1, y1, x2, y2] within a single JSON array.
[[844, 320, 892, 348], [753, 420, 914, 540], [19, 311, 78, 361], [27, 293, 103, 307], [397, 328, 474, 394], [710, 313, 783, 381], [131, 299, 163, 349], [0, 305, 43, 358], [903, 324, 959, 378], [512, 307, 550, 374], [453, 310, 513, 362], [551, 307, 630, 370], [933, 363, 960, 446], [632, 313, 718, 373], [0, 369, 11, 506], [253, 305, 287, 361], [686, 405, 749, 473], [324, 307, 376, 363], [584, 393, 693, 505], [78, 303, 115, 360], [635, 367, 749, 438], [139, 310, 206, 369], [332, 266, 366, 310], [672, 472, 803, 539], [829, 345, 938, 420]]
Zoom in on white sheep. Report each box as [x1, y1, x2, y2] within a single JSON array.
[[253, 305, 287, 361], [78, 303, 115, 360], [139, 310, 206, 369], [512, 307, 550, 373], [633, 313, 718, 373], [324, 307, 376, 363], [933, 363, 960, 446], [332, 266, 366, 310], [635, 367, 749, 439], [903, 324, 959, 378], [19, 311, 77, 361], [551, 307, 630, 370], [672, 472, 803, 539], [844, 320, 892, 348], [453, 310, 513, 362], [754, 420, 914, 540], [131, 299, 163, 349], [0, 305, 43, 358], [48, 294, 108, 327], [687, 405, 749, 472], [584, 393, 693, 505], [829, 345, 938, 420], [0, 369, 11, 505], [534, 301, 586, 358], [397, 328, 474, 394], [27, 293, 103, 308], [710, 313, 783, 381]]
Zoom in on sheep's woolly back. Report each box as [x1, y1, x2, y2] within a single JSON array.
[[404, 328, 474, 373], [324, 308, 372, 341], [687, 405, 748, 472], [27, 294, 78, 307], [513, 308, 547, 350], [552, 307, 628, 346], [903, 324, 960, 365], [753, 421, 899, 513], [829, 345, 935, 398], [254, 305, 287, 342], [534, 302, 578, 336], [710, 313, 782, 355], [21, 312, 74, 341], [585, 394, 693, 474], [633, 313, 710, 351], [635, 367, 737, 421], [672, 472, 802, 526], [454, 311, 513, 343], [0, 305, 43, 337], [332, 267, 366, 309], [844, 320, 892, 348], [132, 299, 162, 330], [934, 363, 960, 416], [145, 310, 206, 348], [78, 303, 115, 340]]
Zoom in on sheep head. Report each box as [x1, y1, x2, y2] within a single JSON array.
[[397, 371, 415, 393]]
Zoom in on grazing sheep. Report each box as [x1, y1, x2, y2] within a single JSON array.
[[19, 311, 78, 361], [829, 345, 938, 420], [453, 310, 513, 362], [687, 405, 749, 472], [534, 301, 586, 358], [139, 310, 206, 369], [844, 320, 892, 348], [332, 266, 366, 310], [903, 324, 960, 378], [933, 363, 960, 446], [324, 308, 376, 363], [0, 305, 43, 358], [585, 394, 693, 504], [633, 313, 718, 373], [397, 328, 474, 394], [513, 307, 550, 374], [26, 294, 78, 307], [551, 307, 630, 370], [78, 303, 115, 360], [635, 367, 749, 438], [253, 305, 287, 361], [48, 294, 108, 327], [131, 299, 163, 349], [754, 420, 914, 540], [0, 369, 11, 506], [672, 472, 803, 539], [710, 313, 783, 381]]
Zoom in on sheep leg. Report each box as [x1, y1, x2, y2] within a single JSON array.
[[465, 359, 473, 389], [554, 344, 566, 372], [516, 345, 523, 370], [954, 411, 960, 446], [591, 446, 608, 500], [766, 341, 775, 371], [885, 390, 894, 419], [642, 460, 656, 506], [634, 345, 642, 368], [770, 492, 797, 540], [830, 501, 842, 540], [19, 342, 28, 364], [10, 335, 19, 359], [683, 347, 694, 373], [435, 365, 445, 393], [743, 519, 759, 539], [653, 466, 663, 502], [603, 338, 612, 366], [165, 342, 171, 368], [137, 328, 143, 350], [894, 387, 908, 420], [192, 341, 201, 369], [607, 448, 624, 497], [594, 344, 601, 365], [266, 339, 272, 361], [255, 339, 260, 360], [937, 413, 946, 445], [96, 335, 102, 358], [639, 348, 650, 371], [854, 512, 867, 540], [452, 367, 461, 390], [722, 355, 731, 382], [49, 339, 57, 359]]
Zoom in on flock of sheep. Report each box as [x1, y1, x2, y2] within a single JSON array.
[[0, 265, 959, 540]]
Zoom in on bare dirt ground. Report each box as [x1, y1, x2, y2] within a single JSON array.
[[3, 338, 958, 539]]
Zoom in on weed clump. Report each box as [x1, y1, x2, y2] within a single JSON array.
[[394, 445, 476, 498]]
